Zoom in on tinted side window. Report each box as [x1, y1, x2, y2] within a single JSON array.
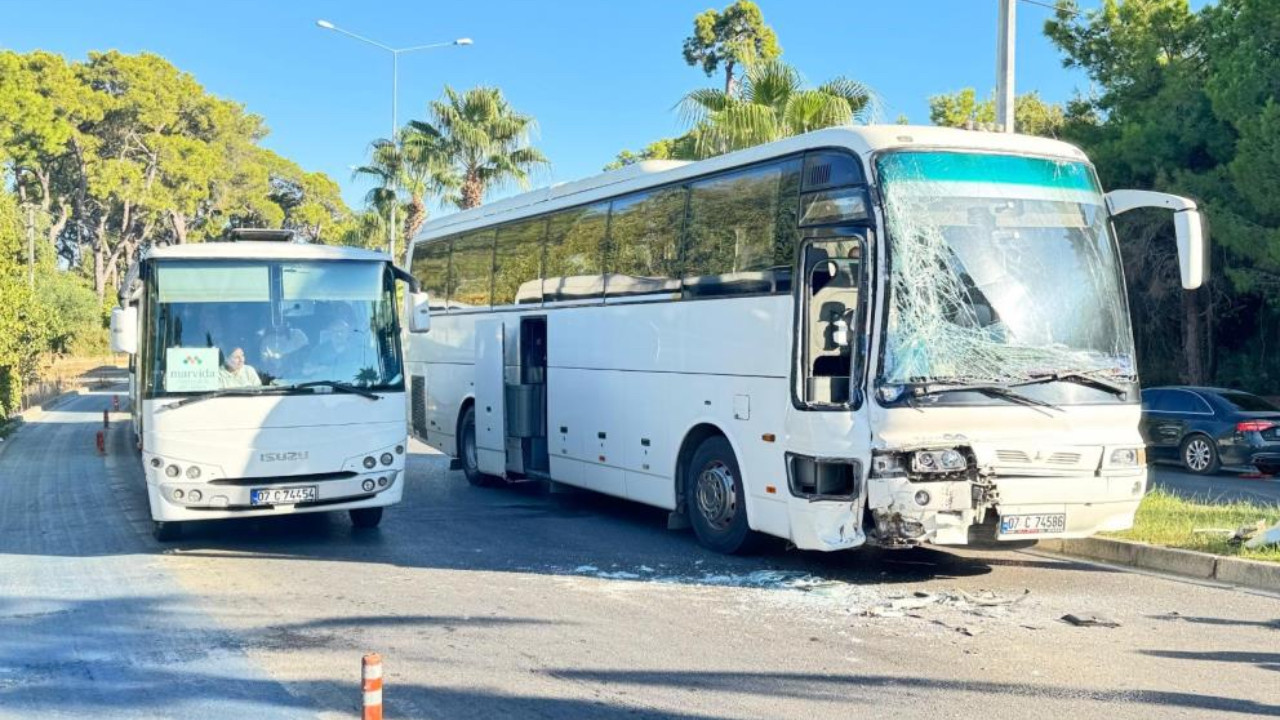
[[606, 186, 684, 297], [803, 150, 865, 191], [544, 202, 607, 301], [683, 159, 801, 298], [494, 218, 546, 305], [1167, 390, 1210, 414], [410, 240, 450, 310], [448, 230, 494, 309], [1218, 391, 1278, 412]]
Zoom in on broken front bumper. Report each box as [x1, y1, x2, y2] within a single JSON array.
[[867, 470, 1147, 547]]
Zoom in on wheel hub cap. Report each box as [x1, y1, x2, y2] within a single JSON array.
[[696, 461, 737, 531], [1186, 440, 1210, 471]]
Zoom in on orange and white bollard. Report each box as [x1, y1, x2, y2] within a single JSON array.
[[102, 409, 109, 428], [362, 653, 383, 720], [95, 430, 105, 455], [112, 395, 120, 412]]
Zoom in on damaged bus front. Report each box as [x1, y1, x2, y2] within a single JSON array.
[[849, 148, 1207, 548]]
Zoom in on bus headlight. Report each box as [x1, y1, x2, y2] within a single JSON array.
[[1106, 447, 1145, 468], [165, 464, 181, 478], [363, 456, 377, 470], [380, 453, 394, 466], [911, 449, 967, 473], [185, 465, 202, 480]]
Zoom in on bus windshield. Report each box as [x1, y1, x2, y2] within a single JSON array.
[[876, 151, 1134, 388], [145, 260, 403, 396]]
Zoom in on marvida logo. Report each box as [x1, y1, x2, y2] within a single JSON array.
[[182, 354, 204, 366]]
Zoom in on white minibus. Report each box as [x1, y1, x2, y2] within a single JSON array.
[[112, 230, 421, 540]]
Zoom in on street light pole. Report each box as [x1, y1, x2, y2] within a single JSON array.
[[996, 0, 1016, 133], [316, 20, 472, 261]]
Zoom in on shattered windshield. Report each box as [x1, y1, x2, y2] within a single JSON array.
[[877, 151, 1134, 388]]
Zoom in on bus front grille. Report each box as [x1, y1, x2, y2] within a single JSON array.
[[208, 471, 359, 486]]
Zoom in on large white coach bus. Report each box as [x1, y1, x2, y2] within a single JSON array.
[[402, 126, 1207, 554], [111, 230, 423, 540]]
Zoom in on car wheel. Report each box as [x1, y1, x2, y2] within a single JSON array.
[[1181, 434, 1220, 475], [685, 435, 764, 554], [459, 406, 501, 487], [349, 506, 383, 529], [153, 520, 182, 542]]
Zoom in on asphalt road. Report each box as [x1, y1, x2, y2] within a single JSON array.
[[1150, 464, 1280, 505], [1, 386, 1278, 719]]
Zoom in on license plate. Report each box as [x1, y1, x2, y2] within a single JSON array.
[[250, 486, 318, 506], [1000, 513, 1067, 536]]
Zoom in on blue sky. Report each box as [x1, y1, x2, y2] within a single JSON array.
[[3, 1, 1130, 213]]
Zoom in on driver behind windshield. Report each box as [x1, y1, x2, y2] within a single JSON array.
[[219, 347, 262, 388]]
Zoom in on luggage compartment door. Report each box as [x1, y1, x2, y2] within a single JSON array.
[[475, 319, 507, 477]]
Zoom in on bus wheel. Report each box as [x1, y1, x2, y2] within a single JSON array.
[[152, 520, 182, 542], [349, 507, 383, 529], [686, 435, 763, 554], [460, 406, 501, 487]]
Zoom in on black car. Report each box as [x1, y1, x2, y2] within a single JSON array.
[[1140, 386, 1280, 474]]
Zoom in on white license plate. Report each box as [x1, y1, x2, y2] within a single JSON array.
[[250, 486, 318, 506], [1000, 513, 1067, 536]]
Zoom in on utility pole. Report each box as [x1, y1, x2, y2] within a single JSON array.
[[996, 0, 1017, 133]]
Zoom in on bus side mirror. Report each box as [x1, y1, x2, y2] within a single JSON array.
[[110, 307, 138, 354], [1173, 209, 1208, 290], [1105, 189, 1209, 290], [407, 292, 431, 333]]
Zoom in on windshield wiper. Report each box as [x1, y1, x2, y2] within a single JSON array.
[[155, 386, 270, 413], [911, 382, 1063, 412], [1013, 369, 1130, 398], [276, 380, 381, 401]]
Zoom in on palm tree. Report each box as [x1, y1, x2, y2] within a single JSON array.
[[353, 126, 455, 251], [679, 59, 878, 159], [421, 86, 548, 210]]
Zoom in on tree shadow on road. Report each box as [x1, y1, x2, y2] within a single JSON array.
[[543, 668, 1280, 717]]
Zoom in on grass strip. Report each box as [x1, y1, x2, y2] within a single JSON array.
[[1106, 488, 1280, 563]]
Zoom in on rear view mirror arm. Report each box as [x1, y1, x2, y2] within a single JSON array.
[[391, 265, 420, 293]]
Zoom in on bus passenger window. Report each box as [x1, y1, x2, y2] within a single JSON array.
[[544, 202, 607, 301], [449, 230, 495, 309], [682, 159, 801, 298], [410, 239, 451, 310], [606, 186, 683, 297], [495, 218, 547, 305]]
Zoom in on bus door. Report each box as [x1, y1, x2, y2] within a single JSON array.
[[475, 319, 508, 477], [798, 234, 867, 407]]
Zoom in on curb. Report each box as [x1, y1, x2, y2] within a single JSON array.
[[1037, 537, 1280, 594]]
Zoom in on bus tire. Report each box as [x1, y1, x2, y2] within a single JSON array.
[[459, 405, 501, 487], [349, 506, 383, 529], [685, 435, 763, 555], [152, 520, 182, 542]]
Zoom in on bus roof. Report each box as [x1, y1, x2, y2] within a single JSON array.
[[142, 242, 390, 263], [411, 125, 1091, 245]]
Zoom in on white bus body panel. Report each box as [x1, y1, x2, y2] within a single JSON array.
[[140, 390, 407, 522], [475, 320, 508, 477]]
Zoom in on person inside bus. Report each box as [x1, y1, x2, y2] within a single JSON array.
[[219, 347, 262, 388], [302, 316, 371, 383], [258, 320, 309, 381]]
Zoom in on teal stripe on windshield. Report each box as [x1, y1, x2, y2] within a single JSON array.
[[878, 151, 1098, 192]]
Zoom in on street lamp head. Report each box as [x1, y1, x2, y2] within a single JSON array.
[[455, 38, 473, 46], [316, 19, 335, 30]]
